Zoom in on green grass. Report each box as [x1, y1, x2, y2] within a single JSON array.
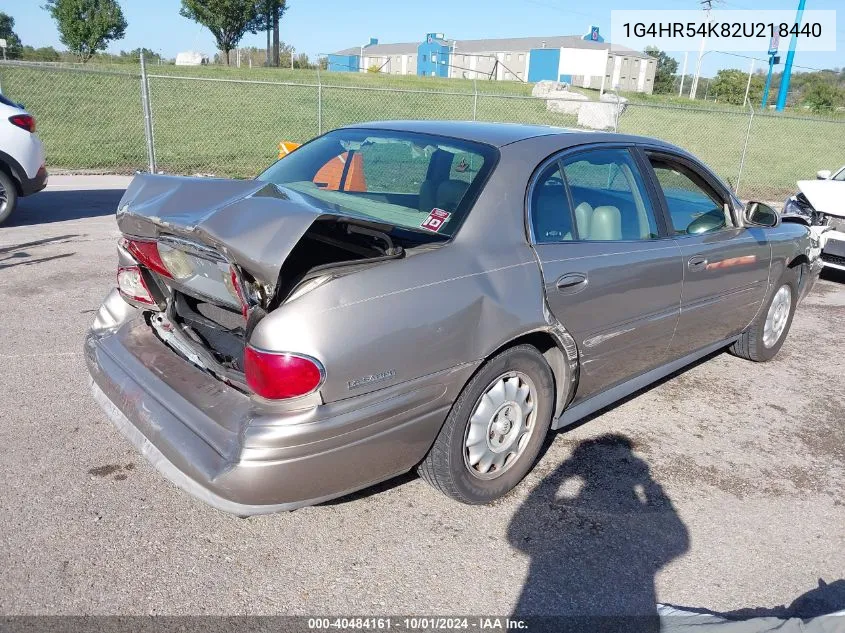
[[1, 62, 842, 200]]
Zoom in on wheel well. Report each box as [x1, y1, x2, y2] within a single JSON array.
[[788, 254, 809, 269], [0, 160, 22, 196], [486, 331, 572, 421]]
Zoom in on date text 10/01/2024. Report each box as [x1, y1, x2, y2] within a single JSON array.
[[307, 617, 528, 630]]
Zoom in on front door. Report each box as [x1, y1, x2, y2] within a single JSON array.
[[530, 147, 683, 401], [643, 151, 771, 357]]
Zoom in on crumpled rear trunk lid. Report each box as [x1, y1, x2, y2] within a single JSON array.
[[116, 173, 325, 287]]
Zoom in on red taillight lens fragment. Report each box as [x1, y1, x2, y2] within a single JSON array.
[[244, 347, 324, 399], [117, 266, 156, 305], [121, 238, 173, 278], [230, 268, 248, 319], [9, 114, 35, 133]]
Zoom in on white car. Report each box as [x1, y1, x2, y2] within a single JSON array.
[[782, 166, 845, 273], [0, 94, 47, 225]]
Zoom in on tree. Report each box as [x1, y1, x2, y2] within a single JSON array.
[[254, 0, 286, 66], [803, 80, 844, 114], [0, 12, 23, 58], [43, 0, 127, 63], [644, 46, 678, 94], [20, 45, 62, 61], [709, 68, 764, 105], [119, 47, 163, 64], [179, 0, 264, 66]]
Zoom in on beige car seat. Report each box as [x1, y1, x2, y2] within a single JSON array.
[[574, 202, 593, 239], [589, 206, 622, 241]]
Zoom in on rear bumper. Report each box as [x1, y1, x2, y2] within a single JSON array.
[[20, 164, 48, 196], [85, 291, 473, 515]]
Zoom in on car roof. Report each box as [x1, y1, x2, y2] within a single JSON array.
[[341, 120, 677, 150]]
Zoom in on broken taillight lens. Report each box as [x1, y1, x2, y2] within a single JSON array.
[[117, 266, 156, 305], [121, 238, 173, 279], [244, 347, 324, 399]]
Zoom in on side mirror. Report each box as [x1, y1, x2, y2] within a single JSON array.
[[744, 201, 779, 228], [816, 169, 831, 180]]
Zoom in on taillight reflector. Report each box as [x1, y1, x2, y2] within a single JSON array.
[[121, 238, 173, 278], [9, 114, 35, 133], [244, 347, 324, 399], [117, 266, 156, 305]]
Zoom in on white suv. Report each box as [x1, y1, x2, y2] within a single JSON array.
[[0, 93, 47, 224]]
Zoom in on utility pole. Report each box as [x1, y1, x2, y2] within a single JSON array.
[[689, 0, 712, 99], [742, 58, 755, 106], [678, 51, 688, 97], [272, 6, 280, 66], [776, 0, 806, 111]]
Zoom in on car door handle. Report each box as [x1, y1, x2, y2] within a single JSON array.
[[556, 273, 588, 291], [687, 255, 708, 272]]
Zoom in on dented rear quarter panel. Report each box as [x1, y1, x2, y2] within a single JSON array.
[[249, 139, 561, 404]]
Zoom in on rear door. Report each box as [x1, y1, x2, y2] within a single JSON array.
[[642, 149, 771, 357], [529, 146, 683, 401]]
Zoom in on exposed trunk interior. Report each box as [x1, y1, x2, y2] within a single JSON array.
[[165, 218, 414, 373]]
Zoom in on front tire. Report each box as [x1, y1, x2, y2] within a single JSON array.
[[730, 267, 799, 362], [418, 344, 555, 504], [0, 170, 18, 225]]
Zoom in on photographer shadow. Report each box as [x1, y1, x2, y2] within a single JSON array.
[[508, 433, 690, 632]]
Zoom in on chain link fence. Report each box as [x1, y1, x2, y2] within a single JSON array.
[[1, 60, 843, 202]]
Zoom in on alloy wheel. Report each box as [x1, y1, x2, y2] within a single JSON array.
[[763, 284, 792, 348]]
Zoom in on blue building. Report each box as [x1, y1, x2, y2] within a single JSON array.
[[328, 30, 655, 93], [416, 33, 451, 78]]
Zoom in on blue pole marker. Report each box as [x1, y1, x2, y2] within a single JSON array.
[[775, 0, 806, 112], [762, 54, 775, 109]]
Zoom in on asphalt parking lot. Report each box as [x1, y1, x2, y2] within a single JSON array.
[[1, 176, 843, 617]]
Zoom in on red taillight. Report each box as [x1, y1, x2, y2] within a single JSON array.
[[117, 266, 156, 305], [9, 114, 35, 133], [121, 238, 173, 278], [244, 347, 324, 399]]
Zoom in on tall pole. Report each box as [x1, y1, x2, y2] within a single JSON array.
[[776, 0, 806, 111], [689, 0, 712, 99], [761, 54, 775, 109], [678, 51, 688, 97], [742, 58, 755, 107]]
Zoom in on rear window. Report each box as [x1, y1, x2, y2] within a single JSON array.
[[0, 94, 23, 109], [258, 129, 497, 238]]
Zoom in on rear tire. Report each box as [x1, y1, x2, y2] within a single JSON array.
[[0, 170, 18, 225], [730, 267, 799, 362], [418, 344, 555, 504]]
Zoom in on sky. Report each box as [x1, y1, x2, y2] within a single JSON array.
[[2, 0, 843, 77]]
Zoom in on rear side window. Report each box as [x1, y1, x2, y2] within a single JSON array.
[[531, 163, 574, 242], [561, 148, 660, 241], [0, 94, 22, 109]]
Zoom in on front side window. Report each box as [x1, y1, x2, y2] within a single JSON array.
[[649, 158, 732, 235], [561, 148, 660, 241], [258, 129, 496, 238]]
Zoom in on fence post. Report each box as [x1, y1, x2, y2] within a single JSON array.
[[317, 65, 323, 136], [472, 78, 478, 121], [139, 52, 157, 173], [735, 101, 754, 197]]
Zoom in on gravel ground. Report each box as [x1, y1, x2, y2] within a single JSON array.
[[1, 176, 843, 616]]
